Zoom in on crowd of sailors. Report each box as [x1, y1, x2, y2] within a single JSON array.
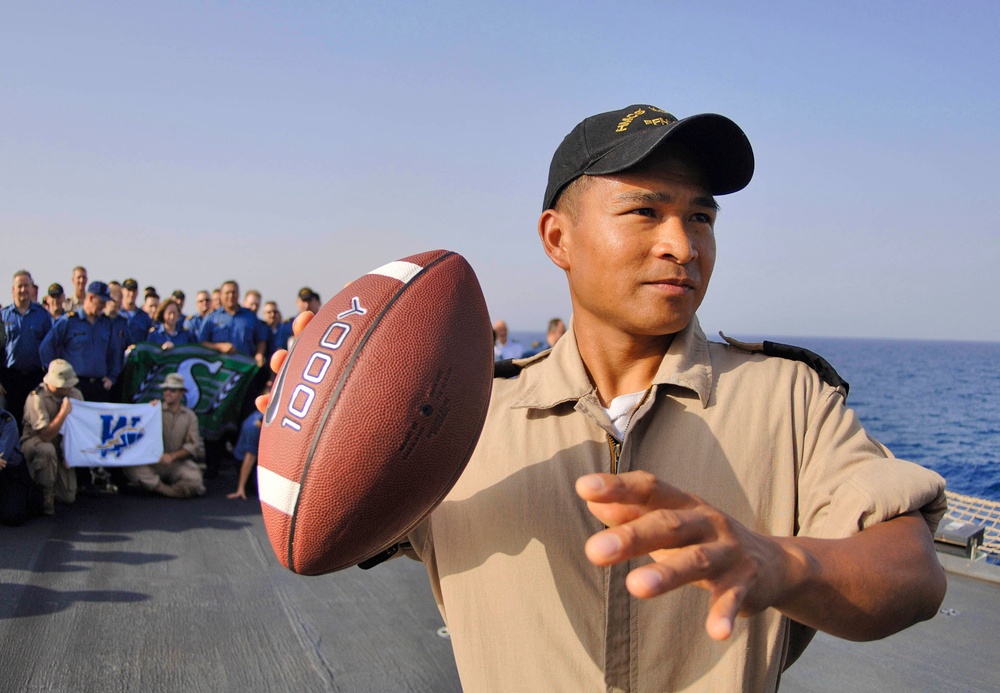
[[0, 265, 565, 526]]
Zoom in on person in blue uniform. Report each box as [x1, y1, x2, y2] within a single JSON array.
[[185, 290, 211, 336], [261, 301, 283, 359], [2, 270, 53, 431], [102, 282, 132, 403], [226, 400, 265, 500], [0, 407, 41, 525], [148, 299, 195, 348], [198, 280, 267, 367], [38, 281, 124, 404], [119, 278, 153, 347], [43, 283, 66, 321]]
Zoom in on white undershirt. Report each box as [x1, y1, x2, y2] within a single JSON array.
[[601, 390, 646, 441]]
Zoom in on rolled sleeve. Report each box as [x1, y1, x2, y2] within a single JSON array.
[[797, 385, 947, 539]]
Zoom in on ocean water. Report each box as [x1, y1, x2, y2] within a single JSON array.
[[510, 332, 1000, 501]]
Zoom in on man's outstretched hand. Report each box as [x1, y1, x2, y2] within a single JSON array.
[[576, 470, 798, 641]]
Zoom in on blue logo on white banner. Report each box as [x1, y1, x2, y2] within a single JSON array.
[[62, 400, 165, 467], [87, 415, 145, 459]]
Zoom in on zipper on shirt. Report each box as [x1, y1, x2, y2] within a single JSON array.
[[605, 386, 653, 475], [607, 435, 622, 475]]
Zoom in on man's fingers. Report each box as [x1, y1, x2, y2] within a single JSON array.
[[255, 394, 271, 414], [705, 587, 743, 641], [576, 471, 694, 509], [584, 508, 716, 565], [292, 311, 314, 337], [620, 541, 735, 598], [269, 349, 288, 374]]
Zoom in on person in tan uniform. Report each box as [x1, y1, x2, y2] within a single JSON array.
[[63, 266, 87, 314], [125, 373, 205, 498], [21, 359, 83, 515], [263, 105, 948, 692]]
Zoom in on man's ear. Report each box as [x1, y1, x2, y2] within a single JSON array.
[[538, 209, 571, 271]]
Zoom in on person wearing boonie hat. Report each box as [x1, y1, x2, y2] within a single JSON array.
[[118, 277, 153, 347], [38, 280, 125, 403], [21, 358, 84, 514], [123, 372, 205, 499], [2, 270, 53, 432], [369, 104, 947, 692]]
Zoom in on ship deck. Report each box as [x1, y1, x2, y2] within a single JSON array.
[[2, 469, 997, 692]]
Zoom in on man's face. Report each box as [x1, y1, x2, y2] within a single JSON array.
[[243, 293, 260, 314], [221, 283, 239, 312], [47, 383, 74, 397], [493, 321, 508, 344], [104, 300, 119, 317], [143, 295, 159, 317], [72, 269, 87, 294], [108, 285, 122, 306], [122, 287, 137, 309], [263, 303, 280, 327], [542, 156, 717, 339], [196, 292, 210, 315], [12, 275, 31, 307], [548, 320, 567, 346], [211, 291, 221, 311], [162, 387, 184, 406], [46, 294, 64, 318], [83, 293, 105, 319]]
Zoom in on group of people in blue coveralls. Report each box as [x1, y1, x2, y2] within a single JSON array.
[[0, 268, 300, 525]]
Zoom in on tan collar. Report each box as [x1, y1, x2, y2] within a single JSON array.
[[512, 315, 714, 411]]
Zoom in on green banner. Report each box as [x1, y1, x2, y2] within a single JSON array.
[[120, 343, 260, 439]]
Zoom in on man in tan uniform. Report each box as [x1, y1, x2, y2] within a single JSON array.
[[125, 373, 205, 498], [267, 105, 949, 692], [21, 359, 83, 515]]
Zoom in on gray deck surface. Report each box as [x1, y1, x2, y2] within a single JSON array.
[[2, 469, 998, 692]]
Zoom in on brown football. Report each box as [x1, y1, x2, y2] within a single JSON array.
[[258, 250, 494, 575]]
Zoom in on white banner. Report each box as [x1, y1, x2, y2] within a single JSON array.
[[62, 400, 164, 468]]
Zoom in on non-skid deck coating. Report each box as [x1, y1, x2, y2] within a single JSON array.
[[2, 469, 997, 692], [0, 470, 460, 693]]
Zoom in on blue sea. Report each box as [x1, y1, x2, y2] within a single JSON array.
[[511, 332, 1000, 502]]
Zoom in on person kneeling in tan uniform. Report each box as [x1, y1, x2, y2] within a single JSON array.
[[21, 359, 83, 515], [125, 373, 206, 498]]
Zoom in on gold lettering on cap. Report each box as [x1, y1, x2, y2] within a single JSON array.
[[615, 108, 646, 133], [643, 118, 673, 126]]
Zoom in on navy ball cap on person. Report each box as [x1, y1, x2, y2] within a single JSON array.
[[543, 104, 755, 211], [87, 281, 112, 302]]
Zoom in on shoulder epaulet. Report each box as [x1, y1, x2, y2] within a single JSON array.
[[494, 359, 523, 379], [719, 333, 849, 398]]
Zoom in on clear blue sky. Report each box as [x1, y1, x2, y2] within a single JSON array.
[[3, 1, 998, 341]]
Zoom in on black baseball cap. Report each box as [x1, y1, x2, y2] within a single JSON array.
[[122, 278, 139, 291], [543, 104, 754, 211], [47, 283, 64, 297], [298, 287, 319, 302]]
